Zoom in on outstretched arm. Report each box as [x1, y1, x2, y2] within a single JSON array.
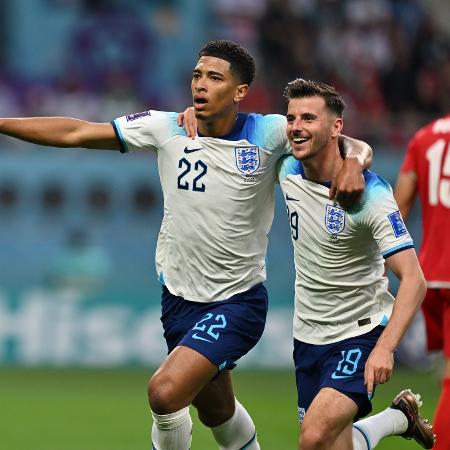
[[0, 117, 120, 150], [394, 171, 417, 220], [364, 248, 426, 397], [330, 136, 373, 208]]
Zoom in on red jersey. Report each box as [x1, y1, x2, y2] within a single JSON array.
[[400, 114, 450, 286]]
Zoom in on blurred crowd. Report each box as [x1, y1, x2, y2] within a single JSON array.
[[215, 0, 450, 148], [0, 0, 448, 150]]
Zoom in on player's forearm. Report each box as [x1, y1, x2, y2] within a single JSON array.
[[375, 274, 426, 352], [0, 117, 119, 150], [339, 135, 373, 169], [0, 117, 84, 147]]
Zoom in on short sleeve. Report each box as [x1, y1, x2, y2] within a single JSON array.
[[359, 174, 414, 258], [277, 155, 301, 183], [112, 110, 182, 153], [253, 114, 291, 156]]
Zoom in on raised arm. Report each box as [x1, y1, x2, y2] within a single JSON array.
[[330, 135, 373, 207], [394, 171, 417, 220], [339, 135, 373, 169], [0, 117, 120, 150], [364, 248, 426, 397]]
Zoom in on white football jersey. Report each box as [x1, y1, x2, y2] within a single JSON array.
[[278, 156, 415, 344], [113, 111, 290, 302]]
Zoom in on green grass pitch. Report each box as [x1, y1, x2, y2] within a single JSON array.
[[0, 367, 440, 449]]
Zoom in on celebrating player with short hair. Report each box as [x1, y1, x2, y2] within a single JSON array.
[[0, 40, 371, 450], [395, 114, 450, 450], [279, 78, 435, 449]]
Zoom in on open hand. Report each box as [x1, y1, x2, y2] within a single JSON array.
[[364, 345, 394, 399]]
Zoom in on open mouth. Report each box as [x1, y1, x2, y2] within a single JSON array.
[[292, 136, 310, 144], [194, 97, 208, 108]]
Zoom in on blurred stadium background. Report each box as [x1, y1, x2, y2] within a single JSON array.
[[0, 0, 448, 449]]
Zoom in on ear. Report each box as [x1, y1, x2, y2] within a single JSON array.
[[331, 117, 343, 138], [234, 84, 249, 103]]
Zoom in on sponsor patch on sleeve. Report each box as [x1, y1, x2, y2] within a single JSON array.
[[126, 110, 151, 122], [387, 210, 407, 238]]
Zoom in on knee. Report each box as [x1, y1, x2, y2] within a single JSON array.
[[299, 425, 328, 450], [148, 372, 182, 414]]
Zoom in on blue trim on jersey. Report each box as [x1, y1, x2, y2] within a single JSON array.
[[363, 169, 390, 189], [197, 113, 249, 141], [380, 314, 389, 326], [299, 162, 333, 188], [353, 424, 372, 449], [282, 157, 347, 188], [240, 432, 257, 449], [305, 168, 375, 189], [111, 120, 129, 153], [382, 242, 414, 259]]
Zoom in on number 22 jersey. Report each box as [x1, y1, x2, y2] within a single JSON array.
[[112, 111, 290, 302]]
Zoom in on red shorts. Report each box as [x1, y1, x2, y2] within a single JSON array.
[[422, 288, 450, 357]]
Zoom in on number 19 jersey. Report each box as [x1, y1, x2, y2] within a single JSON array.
[[279, 157, 414, 344], [400, 115, 450, 286], [112, 111, 290, 302]]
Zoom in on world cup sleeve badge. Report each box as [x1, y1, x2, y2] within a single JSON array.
[[126, 110, 151, 122], [325, 204, 346, 234], [235, 146, 260, 175], [387, 210, 407, 238]]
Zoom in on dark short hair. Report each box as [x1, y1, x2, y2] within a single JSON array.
[[283, 78, 345, 117], [198, 40, 256, 86]]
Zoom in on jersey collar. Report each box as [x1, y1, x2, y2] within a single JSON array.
[[197, 113, 248, 141]]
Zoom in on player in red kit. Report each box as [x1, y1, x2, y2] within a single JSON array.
[[395, 114, 450, 450]]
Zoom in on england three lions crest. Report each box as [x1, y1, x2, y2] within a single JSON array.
[[235, 146, 260, 175], [325, 204, 346, 234]]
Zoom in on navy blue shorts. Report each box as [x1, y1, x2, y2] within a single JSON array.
[[160, 283, 268, 371], [294, 326, 384, 422]]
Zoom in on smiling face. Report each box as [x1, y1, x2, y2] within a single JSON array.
[[191, 56, 248, 123], [286, 96, 343, 161]]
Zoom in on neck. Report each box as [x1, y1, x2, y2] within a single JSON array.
[[303, 142, 343, 182], [197, 107, 239, 137]]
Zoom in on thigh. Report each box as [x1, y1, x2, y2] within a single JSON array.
[[321, 328, 383, 420], [179, 284, 268, 371], [294, 339, 322, 424], [161, 284, 267, 372], [151, 345, 219, 410], [294, 329, 382, 425], [422, 288, 444, 351], [440, 289, 450, 358], [301, 387, 357, 449], [192, 370, 236, 427]]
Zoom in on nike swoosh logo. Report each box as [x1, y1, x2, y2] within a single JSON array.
[[184, 146, 204, 154], [331, 372, 352, 379], [191, 333, 213, 343], [286, 194, 299, 201]]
